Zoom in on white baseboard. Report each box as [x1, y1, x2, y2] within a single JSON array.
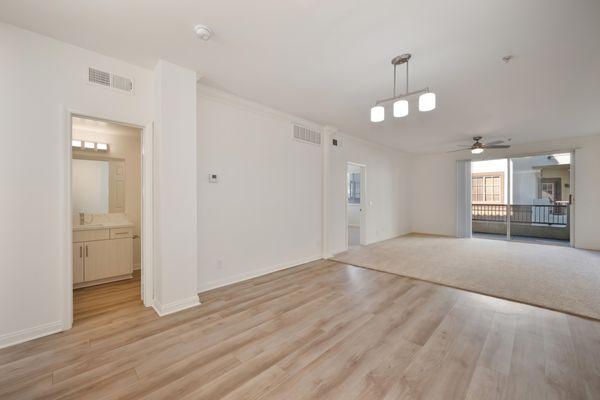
[[152, 296, 201, 317], [197, 254, 322, 294], [0, 320, 63, 350]]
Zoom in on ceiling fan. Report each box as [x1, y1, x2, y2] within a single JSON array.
[[450, 136, 511, 154]]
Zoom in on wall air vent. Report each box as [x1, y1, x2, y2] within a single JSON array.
[[293, 124, 322, 146], [88, 67, 134, 94], [88, 67, 111, 87], [111, 74, 134, 92]]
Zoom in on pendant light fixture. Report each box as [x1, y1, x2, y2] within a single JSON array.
[[370, 54, 436, 122]]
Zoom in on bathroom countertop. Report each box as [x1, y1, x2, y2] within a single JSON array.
[[73, 222, 133, 231]]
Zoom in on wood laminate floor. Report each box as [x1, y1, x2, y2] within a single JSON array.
[[1, 260, 599, 399]]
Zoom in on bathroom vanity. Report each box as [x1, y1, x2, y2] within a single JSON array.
[[73, 221, 133, 288]]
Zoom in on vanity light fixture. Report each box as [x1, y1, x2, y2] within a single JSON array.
[[370, 53, 436, 122], [96, 143, 108, 151], [72, 140, 109, 152]]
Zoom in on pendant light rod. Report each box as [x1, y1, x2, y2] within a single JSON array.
[[376, 53, 428, 105], [375, 87, 430, 106]]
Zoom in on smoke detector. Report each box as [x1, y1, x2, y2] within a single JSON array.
[[194, 24, 213, 41]]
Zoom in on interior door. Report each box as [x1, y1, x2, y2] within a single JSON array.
[[73, 243, 84, 284]]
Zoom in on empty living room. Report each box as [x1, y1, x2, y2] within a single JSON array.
[[2, 1, 600, 399]]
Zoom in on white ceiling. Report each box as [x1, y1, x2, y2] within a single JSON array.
[[2, 0, 600, 153]]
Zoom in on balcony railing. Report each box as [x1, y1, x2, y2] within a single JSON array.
[[472, 204, 569, 226]]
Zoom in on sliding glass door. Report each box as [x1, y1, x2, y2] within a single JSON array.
[[471, 152, 572, 246]]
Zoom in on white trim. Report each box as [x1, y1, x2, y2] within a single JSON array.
[[506, 158, 512, 240], [0, 321, 63, 350], [153, 296, 201, 317], [197, 254, 322, 294], [570, 149, 576, 248]]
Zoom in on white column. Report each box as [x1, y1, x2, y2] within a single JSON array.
[[152, 60, 199, 315]]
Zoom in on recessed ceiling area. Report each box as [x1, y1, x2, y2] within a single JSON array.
[[1, 0, 599, 153]]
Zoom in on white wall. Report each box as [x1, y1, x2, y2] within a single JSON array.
[[0, 22, 153, 347], [325, 131, 412, 256], [196, 86, 323, 292], [411, 134, 600, 251], [153, 61, 199, 313]]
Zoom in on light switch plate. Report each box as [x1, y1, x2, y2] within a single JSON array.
[[209, 173, 219, 183]]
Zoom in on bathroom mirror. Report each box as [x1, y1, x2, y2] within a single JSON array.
[[72, 159, 110, 214]]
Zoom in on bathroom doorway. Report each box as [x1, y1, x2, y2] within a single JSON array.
[[346, 162, 366, 249], [66, 113, 153, 328]]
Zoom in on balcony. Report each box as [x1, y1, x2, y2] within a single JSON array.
[[472, 203, 570, 241]]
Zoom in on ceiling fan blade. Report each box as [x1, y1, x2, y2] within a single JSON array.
[[483, 144, 511, 149], [484, 140, 504, 146], [446, 148, 471, 153]]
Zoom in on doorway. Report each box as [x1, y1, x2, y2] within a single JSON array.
[[66, 113, 153, 329], [471, 152, 573, 246], [346, 163, 366, 248]]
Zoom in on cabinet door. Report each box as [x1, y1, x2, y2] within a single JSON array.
[[73, 243, 84, 284], [108, 238, 133, 276], [84, 240, 113, 281]]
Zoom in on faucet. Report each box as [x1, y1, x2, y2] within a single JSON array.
[[79, 212, 85, 225]]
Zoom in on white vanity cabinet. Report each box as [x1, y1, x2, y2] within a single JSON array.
[[73, 226, 133, 288]]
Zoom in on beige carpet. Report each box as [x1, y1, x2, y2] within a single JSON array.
[[332, 234, 600, 320]]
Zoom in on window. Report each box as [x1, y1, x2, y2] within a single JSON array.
[[472, 172, 503, 203], [348, 172, 360, 204], [541, 182, 554, 201]]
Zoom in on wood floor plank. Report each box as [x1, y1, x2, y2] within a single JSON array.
[[1, 259, 599, 400]]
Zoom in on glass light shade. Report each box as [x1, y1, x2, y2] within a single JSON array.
[[96, 143, 108, 151], [393, 99, 409, 118], [84, 141, 95, 149], [370, 105, 385, 122], [71, 139, 82, 148], [471, 148, 484, 155], [419, 92, 436, 112]]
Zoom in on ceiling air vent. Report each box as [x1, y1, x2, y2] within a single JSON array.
[[88, 67, 134, 94], [293, 124, 321, 146]]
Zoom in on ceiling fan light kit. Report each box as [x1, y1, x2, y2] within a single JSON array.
[[370, 53, 436, 122]]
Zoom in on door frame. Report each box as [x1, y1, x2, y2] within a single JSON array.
[[469, 149, 576, 246], [569, 150, 576, 247], [345, 162, 367, 249], [63, 108, 154, 331]]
